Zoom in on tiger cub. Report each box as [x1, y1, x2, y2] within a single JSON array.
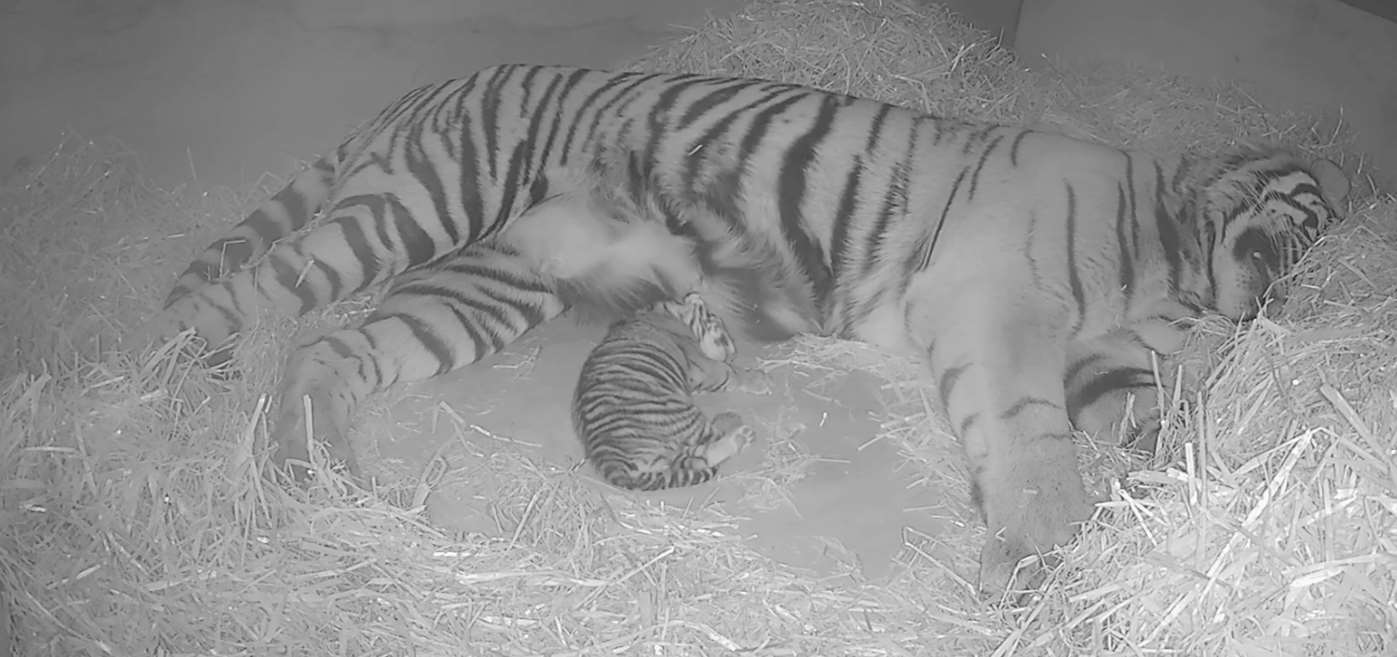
[[573, 293, 763, 491]]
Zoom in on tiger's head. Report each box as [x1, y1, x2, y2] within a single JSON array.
[[1192, 149, 1349, 320]]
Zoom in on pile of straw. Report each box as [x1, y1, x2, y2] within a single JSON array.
[[2, 0, 1391, 654]]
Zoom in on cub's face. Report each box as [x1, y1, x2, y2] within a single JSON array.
[[1211, 158, 1348, 320]]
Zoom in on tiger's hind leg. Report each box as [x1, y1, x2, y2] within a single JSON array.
[[164, 156, 338, 307], [270, 242, 567, 478], [152, 182, 457, 368]]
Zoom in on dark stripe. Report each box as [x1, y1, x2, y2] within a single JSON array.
[[478, 65, 516, 179], [965, 135, 1004, 201], [829, 159, 864, 292], [208, 297, 242, 333], [961, 124, 996, 155], [531, 68, 591, 173], [1064, 353, 1107, 385], [269, 253, 317, 313], [1114, 182, 1135, 305], [397, 281, 513, 330], [958, 412, 980, 437], [1125, 155, 1141, 257], [210, 237, 252, 276], [527, 175, 550, 208], [444, 257, 552, 295], [1065, 183, 1085, 336], [1153, 163, 1184, 294], [558, 72, 639, 166], [576, 73, 659, 156], [276, 185, 309, 232], [908, 166, 966, 278], [443, 303, 495, 357], [242, 210, 284, 250], [336, 213, 381, 290], [312, 155, 336, 176], [1008, 130, 1029, 167], [1000, 397, 1060, 419], [324, 334, 358, 361], [518, 70, 567, 172], [517, 66, 543, 111], [937, 364, 967, 412], [677, 80, 751, 128], [403, 123, 459, 245], [862, 160, 908, 277], [863, 104, 893, 154], [734, 91, 806, 167], [391, 312, 455, 376], [640, 78, 708, 183], [610, 75, 670, 128], [1067, 366, 1155, 419], [387, 194, 436, 268], [682, 88, 793, 214], [491, 71, 567, 231], [310, 258, 343, 301], [777, 94, 841, 309], [455, 112, 487, 241]]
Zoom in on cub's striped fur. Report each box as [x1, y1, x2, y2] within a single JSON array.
[[574, 293, 753, 491], [150, 64, 1349, 597]]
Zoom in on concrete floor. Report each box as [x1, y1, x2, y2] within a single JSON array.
[[1, 0, 747, 188]]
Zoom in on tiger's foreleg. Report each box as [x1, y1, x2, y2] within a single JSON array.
[[1065, 334, 1164, 452], [1065, 315, 1195, 453], [269, 242, 567, 478], [904, 279, 1092, 600]]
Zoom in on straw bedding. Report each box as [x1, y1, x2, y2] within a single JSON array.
[[2, 0, 1391, 654]]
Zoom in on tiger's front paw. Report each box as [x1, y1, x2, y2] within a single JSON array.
[[269, 369, 360, 483], [142, 320, 242, 379], [1076, 398, 1163, 453], [975, 457, 1092, 603]]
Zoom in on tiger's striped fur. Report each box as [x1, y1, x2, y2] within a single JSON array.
[[574, 293, 752, 491], [150, 64, 1349, 597]]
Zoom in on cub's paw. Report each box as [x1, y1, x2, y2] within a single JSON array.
[[704, 411, 755, 466]]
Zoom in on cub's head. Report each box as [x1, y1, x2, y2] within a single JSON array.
[[1195, 149, 1349, 319]]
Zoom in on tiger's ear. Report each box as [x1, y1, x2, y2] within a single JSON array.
[[1311, 158, 1350, 209]]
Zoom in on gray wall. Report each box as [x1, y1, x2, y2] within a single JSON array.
[[933, 0, 1025, 46], [1015, 0, 1397, 192]]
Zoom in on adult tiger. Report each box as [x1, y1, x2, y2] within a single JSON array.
[[150, 64, 1349, 598]]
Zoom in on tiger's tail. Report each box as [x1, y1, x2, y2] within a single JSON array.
[[163, 155, 338, 308]]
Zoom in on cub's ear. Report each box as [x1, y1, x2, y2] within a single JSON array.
[[1310, 158, 1350, 210]]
